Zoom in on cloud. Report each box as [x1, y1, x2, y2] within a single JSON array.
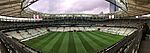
[[29, 0, 110, 14]]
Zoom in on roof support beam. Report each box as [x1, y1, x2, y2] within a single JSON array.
[[128, 6, 150, 12], [0, 9, 21, 14], [22, 0, 38, 10], [3, 10, 21, 16], [127, 3, 150, 10], [9, 13, 20, 16], [0, 1, 20, 6], [0, 6, 21, 11], [0, 4, 20, 10], [13, 14, 20, 17], [2, 13, 20, 17], [20, 0, 38, 17], [127, 10, 149, 16]]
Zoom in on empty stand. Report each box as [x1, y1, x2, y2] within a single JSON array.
[[98, 27, 137, 36]]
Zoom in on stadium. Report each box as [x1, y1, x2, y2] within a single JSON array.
[[0, 0, 150, 53]]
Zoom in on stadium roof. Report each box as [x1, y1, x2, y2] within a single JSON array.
[[116, 0, 150, 17], [0, 0, 38, 17], [0, 0, 150, 18]]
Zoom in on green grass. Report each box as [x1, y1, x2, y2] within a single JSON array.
[[23, 31, 124, 53]]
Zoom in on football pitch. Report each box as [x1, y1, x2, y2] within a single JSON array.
[[23, 31, 124, 53]]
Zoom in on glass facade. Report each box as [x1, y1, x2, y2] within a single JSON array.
[[109, 0, 119, 13], [106, 0, 127, 13]]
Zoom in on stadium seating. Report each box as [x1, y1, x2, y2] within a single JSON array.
[[19, 30, 31, 38], [64, 27, 70, 32], [57, 27, 64, 32], [4, 27, 49, 42], [40, 28, 48, 33], [46, 27, 97, 32], [48, 27, 58, 31], [78, 27, 85, 31], [5, 31, 24, 40], [4, 25, 137, 42], [98, 27, 137, 36], [99, 19, 140, 27], [27, 29, 38, 36]]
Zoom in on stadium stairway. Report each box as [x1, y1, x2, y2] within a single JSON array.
[[139, 37, 150, 53]]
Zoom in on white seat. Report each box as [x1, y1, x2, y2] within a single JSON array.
[[5, 31, 23, 40]]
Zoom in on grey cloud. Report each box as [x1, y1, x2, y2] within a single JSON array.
[[29, 0, 110, 14]]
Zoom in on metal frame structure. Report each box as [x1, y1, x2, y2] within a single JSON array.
[[0, 0, 150, 18], [115, 0, 150, 17], [0, 0, 38, 17]]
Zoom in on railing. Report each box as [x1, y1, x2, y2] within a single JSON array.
[[0, 31, 38, 53], [101, 28, 142, 53]]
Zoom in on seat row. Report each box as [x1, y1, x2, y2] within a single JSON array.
[[48, 27, 97, 32], [5, 27, 48, 42], [97, 27, 137, 36]]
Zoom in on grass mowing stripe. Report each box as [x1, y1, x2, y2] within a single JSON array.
[[77, 32, 95, 53], [24, 31, 124, 53], [73, 32, 87, 53], [23, 32, 53, 45], [83, 32, 110, 45], [59, 32, 69, 53], [33, 32, 58, 50], [97, 31, 123, 39], [68, 32, 76, 53], [28, 32, 56, 51], [89, 32, 117, 43], [90, 32, 124, 47], [49, 32, 66, 53], [92, 32, 124, 42], [42, 32, 63, 53], [82, 32, 110, 50], [31, 32, 53, 41], [93, 32, 118, 41], [24, 32, 56, 49], [23, 32, 52, 45], [79, 32, 100, 51]]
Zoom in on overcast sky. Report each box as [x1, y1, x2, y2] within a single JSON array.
[[29, 0, 110, 14]]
